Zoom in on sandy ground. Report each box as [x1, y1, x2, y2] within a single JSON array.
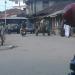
[[0, 34, 75, 75]]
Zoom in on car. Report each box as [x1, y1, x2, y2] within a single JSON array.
[[26, 23, 35, 33], [7, 24, 20, 34]]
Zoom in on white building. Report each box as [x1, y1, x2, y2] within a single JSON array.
[[9, 0, 29, 15]]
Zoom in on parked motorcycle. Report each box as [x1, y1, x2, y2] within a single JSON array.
[[69, 55, 75, 75]]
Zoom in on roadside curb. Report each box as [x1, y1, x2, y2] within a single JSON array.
[[0, 45, 15, 50]]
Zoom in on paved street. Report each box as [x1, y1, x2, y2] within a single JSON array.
[[0, 34, 75, 75]]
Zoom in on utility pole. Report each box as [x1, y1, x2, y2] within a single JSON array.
[[5, 0, 7, 26], [34, 0, 36, 26], [19, 0, 21, 9], [1, 0, 7, 46], [34, 0, 36, 17]]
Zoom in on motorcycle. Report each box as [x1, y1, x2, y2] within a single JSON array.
[[20, 27, 26, 36]]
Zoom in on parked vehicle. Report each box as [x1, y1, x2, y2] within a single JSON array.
[[69, 55, 75, 75], [26, 22, 35, 34], [26, 25, 35, 33], [7, 24, 20, 34]]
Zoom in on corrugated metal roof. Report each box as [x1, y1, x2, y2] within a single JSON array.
[[34, 1, 75, 17], [6, 16, 27, 19]]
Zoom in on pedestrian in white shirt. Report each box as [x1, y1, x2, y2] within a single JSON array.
[[64, 22, 70, 38]]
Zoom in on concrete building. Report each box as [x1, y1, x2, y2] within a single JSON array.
[[25, 0, 55, 15], [9, 0, 30, 15], [25, 0, 75, 15]]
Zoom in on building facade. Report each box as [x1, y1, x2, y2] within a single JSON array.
[[25, 0, 75, 15], [9, 0, 75, 15], [25, 0, 55, 15]]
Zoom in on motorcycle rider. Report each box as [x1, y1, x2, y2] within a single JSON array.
[[20, 21, 26, 36]]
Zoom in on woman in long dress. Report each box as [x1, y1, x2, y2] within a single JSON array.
[[64, 23, 70, 38]]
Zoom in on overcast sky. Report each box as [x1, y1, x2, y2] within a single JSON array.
[[0, 0, 25, 11]]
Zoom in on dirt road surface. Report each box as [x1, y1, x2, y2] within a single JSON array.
[[0, 34, 75, 75]]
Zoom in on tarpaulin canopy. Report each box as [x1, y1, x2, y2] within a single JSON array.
[[63, 3, 75, 27]]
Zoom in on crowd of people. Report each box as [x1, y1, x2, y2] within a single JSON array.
[[0, 18, 75, 45], [20, 19, 75, 38], [20, 18, 51, 36]]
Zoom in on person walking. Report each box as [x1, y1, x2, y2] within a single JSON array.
[[40, 19, 46, 36], [64, 20, 71, 38], [0, 25, 5, 45]]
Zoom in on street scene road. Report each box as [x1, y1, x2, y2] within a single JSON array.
[[1, 0, 75, 75], [0, 34, 75, 75]]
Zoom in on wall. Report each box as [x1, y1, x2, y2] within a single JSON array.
[[28, 0, 55, 15]]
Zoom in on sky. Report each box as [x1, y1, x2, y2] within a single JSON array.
[[0, 0, 25, 11]]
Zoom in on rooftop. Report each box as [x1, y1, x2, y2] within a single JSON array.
[[32, 1, 75, 17], [0, 8, 26, 19]]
